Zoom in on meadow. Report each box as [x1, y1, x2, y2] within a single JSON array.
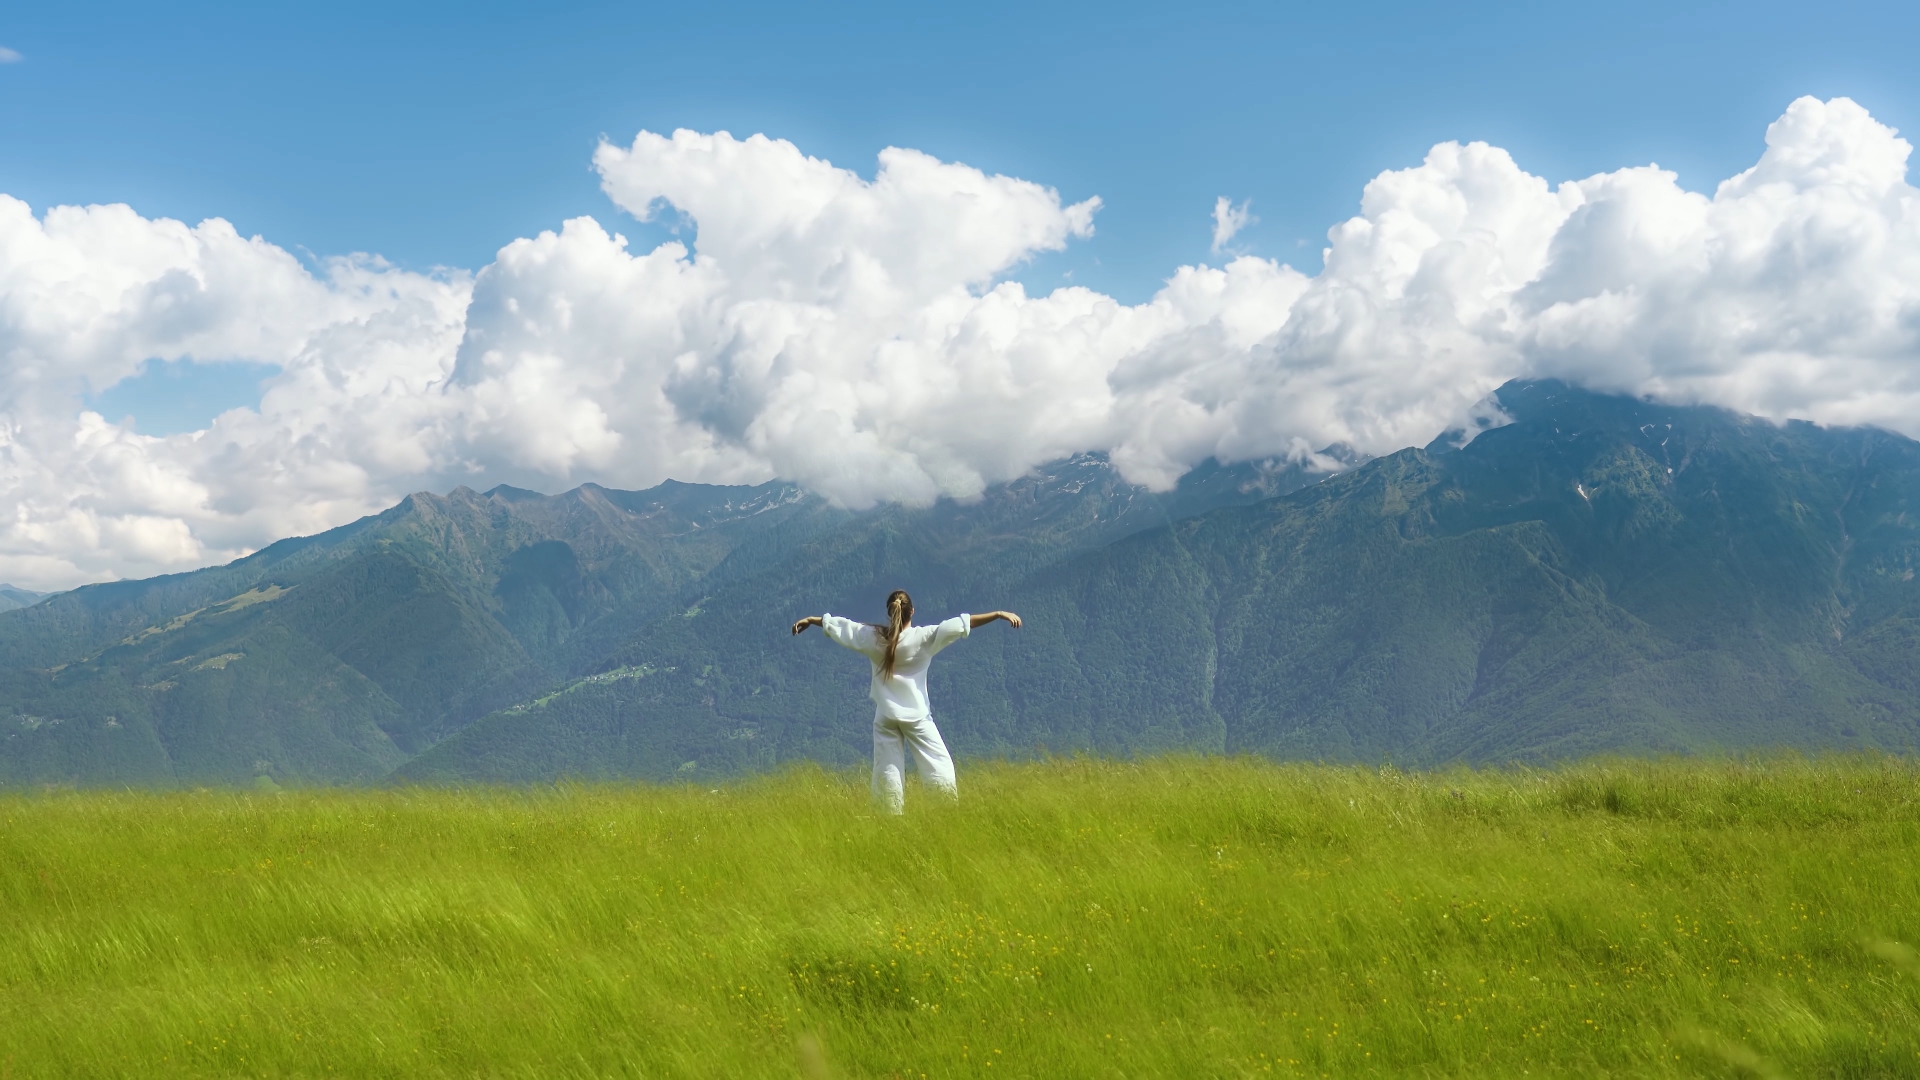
[[2, 756, 1917, 1078]]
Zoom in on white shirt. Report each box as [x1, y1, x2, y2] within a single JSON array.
[[821, 613, 971, 720]]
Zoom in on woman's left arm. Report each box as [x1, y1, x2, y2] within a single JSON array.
[[969, 610, 1022, 629]]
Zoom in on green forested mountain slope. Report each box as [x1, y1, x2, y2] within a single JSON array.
[[968, 380, 1920, 763], [407, 381, 1920, 781], [390, 454, 1334, 782], [0, 481, 843, 785], [12, 379, 1920, 786], [0, 453, 1320, 786]]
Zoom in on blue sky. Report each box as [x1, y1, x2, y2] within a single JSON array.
[[7, 0, 1917, 312]]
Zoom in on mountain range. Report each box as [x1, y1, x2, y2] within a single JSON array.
[[0, 585, 48, 613], [5, 381, 1918, 787]]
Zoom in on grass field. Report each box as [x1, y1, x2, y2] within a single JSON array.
[[3, 757, 1918, 1078]]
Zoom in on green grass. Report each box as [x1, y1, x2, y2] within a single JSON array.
[[3, 757, 1918, 1078]]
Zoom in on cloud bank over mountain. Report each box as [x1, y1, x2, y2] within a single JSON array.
[[1, 96, 1917, 587]]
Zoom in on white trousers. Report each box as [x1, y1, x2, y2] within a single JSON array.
[[871, 714, 957, 815]]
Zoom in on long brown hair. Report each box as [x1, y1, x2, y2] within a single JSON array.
[[876, 590, 913, 678]]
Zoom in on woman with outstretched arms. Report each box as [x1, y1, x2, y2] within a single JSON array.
[[792, 590, 1020, 814]]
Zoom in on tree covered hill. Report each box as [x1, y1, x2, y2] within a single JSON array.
[[0, 453, 1321, 786], [405, 381, 1920, 782], [984, 379, 1920, 764]]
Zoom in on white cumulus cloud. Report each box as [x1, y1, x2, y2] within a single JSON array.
[[0, 97, 1917, 588]]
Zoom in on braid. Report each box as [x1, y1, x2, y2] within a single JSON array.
[[880, 590, 913, 678]]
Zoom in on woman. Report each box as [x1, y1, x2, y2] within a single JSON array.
[[792, 590, 1021, 814]]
